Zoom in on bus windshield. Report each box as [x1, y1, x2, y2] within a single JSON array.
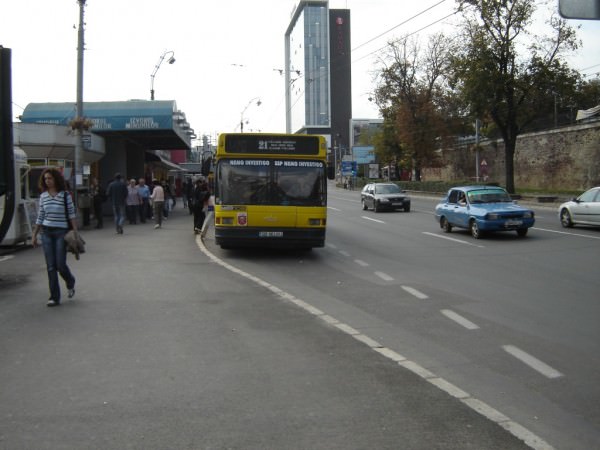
[[217, 159, 326, 206]]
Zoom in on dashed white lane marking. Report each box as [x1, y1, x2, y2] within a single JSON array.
[[502, 345, 563, 379], [361, 216, 385, 223], [196, 236, 554, 450], [375, 271, 394, 281], [441, 309, 480, 330], [401, 285, 429, 299], [339, 250, 351, 257], [422, 231, 485, 248], [533, 227, 600, 240], [0, 255, 15, 263], [354, 259, 369, 267], [327, 206, 342, 211]]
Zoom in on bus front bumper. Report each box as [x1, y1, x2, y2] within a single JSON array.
[[215, 227, 326, 248]]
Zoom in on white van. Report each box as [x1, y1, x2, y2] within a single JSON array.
[[0, 146, 36, 246]]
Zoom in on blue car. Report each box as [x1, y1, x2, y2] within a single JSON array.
[[435, 186, 535, 239]]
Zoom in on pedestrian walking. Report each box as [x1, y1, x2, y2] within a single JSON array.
[[150, 179, 165, 229], [162, 181, 172, 219], [192, 179, 209, 233], [90, 177, 106, 229], [183, 178, 193, 213], [200, 191, 214, 239], [106, 172, 128, 234], [126, 179, 141, 225], [137, 178, 150, 223], [31, 168, 77, 307]]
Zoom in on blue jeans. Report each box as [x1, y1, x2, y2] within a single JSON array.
[[112, 204, 126, 229], [41, 227, 75, 302]]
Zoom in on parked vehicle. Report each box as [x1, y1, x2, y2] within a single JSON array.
[[361, 183, 411, 212], [435, 186, 535, 239], [558, 186, 600, 228]]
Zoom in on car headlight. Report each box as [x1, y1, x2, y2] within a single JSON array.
[[523, 211, 534, 218], [379, 198, 390, 203], [486, 213, 499, 220]]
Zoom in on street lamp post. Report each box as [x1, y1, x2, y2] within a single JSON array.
[[240, 97, 261, 132], [150, 50, 175, 100]]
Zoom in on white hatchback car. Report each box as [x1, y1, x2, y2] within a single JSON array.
[[559, 187, 600, 228]]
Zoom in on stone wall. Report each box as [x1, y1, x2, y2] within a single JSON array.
[[424, 121, 600, 191]]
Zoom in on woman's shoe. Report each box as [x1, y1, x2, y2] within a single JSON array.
[[47, 299, 60, 307], [68, 288, 75, 298]]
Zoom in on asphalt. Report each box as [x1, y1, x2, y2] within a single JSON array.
[[0, 202, 534, 449]]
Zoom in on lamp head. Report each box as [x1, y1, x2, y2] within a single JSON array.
[[168, 56, 176, 64], [256, 100, 262, 107]]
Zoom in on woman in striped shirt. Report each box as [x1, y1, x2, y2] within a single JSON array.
[[31, 168, 77, 307]]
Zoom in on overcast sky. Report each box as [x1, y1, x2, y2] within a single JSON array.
[[2, 0, 599, 144]]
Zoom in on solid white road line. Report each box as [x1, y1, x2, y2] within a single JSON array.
[[502, 345, 563, 379], [401, 285, 429, 299], [441, 309, 480, 330]]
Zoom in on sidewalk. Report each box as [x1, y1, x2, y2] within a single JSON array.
[[0, 202, 198, 303]]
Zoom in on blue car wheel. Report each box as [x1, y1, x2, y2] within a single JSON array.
[[470, 219, 482, 239]]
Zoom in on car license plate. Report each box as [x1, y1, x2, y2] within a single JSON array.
[[392, 202, 402, 206], [259, 231, 283, 238], [505, 220, 522, 226]]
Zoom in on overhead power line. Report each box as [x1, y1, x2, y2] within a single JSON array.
[[352, 0, 449, 53]]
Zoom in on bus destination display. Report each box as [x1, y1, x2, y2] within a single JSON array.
[[225, 134, 320, 155]]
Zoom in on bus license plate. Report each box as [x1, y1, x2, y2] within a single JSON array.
[[259, 231, 283, 238]]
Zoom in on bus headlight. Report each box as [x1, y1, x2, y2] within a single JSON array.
[[308, 218, 322, 226]]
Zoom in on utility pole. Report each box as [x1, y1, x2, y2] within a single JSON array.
[[74, 0, 86, 205], [475, 118, 480, 182]]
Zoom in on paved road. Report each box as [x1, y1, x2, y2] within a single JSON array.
[[0, 204, 534, 449], [202, 185, 600, 450]]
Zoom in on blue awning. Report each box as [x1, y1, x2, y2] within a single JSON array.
[[21, 100, 193, 150]]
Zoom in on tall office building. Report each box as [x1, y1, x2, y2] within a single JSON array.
[[285, 0, 352, 153]]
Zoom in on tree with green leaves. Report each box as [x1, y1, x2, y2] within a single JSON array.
[[373, 33, 458, 181], [372, 110, 402, 180], [451, 0, 580, 192]]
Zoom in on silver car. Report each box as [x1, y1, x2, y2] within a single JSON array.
[[361, 183, 411, 212], [559, 186, 600, 228]]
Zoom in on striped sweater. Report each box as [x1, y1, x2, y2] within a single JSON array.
[[36, 191, 76, 229]]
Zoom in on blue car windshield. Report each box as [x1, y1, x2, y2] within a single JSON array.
[[467, 189, 512, 204]]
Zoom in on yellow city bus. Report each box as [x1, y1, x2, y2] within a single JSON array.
[[214, 133, 329, 249]]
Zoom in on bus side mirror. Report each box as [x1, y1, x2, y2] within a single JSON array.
[[327, 165, 335, 180]]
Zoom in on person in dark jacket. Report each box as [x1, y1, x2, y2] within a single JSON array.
[[90, 177, 106, 229], [192, 179, 210, 233], [106, 173, 128, 234]]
